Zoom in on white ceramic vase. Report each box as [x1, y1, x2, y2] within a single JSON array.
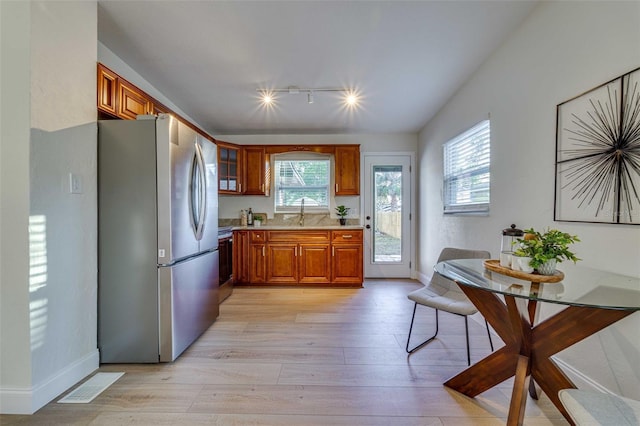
[[537, 259, 557, 275]]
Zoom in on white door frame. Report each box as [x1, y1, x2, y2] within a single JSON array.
[[361, 152, 416, 279]]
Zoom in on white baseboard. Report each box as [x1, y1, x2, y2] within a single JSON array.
[[552, 356, 614, 394], [416, 270, 429, 285], [0, 349, 99, 414]]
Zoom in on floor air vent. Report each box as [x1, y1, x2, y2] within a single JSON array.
[[57, 372, 124, 404]]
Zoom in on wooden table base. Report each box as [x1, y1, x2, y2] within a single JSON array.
[[443, 284, 634, 426]]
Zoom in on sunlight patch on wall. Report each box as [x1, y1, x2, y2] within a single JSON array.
[[29, 215, 48, 350]]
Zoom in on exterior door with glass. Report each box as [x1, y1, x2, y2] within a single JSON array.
[[363, 154, 413, 278]]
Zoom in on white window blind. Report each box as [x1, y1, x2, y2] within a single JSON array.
[[274, 155, 330, 212], [443, 120, 490, 214]]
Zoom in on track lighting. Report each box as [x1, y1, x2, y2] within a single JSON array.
[[257, 86, 358, 107]]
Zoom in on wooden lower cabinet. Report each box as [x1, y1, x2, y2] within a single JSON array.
[[233, 230, 250, 283], [249, 243, 267, 283], [266, 244, 298, 284], [331, 229, 364, 284], [332, 244, 364, 284], [234, 229, 362, 287], [299, 244, 331, 284]]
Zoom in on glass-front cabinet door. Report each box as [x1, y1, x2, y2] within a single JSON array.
[[218, 142, 242, 194]]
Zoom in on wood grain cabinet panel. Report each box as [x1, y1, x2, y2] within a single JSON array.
[[236, 229, 362, 287], [118, 81, 152, 120], [243, 146, 270, 195], [97, 64, 118, 116], [233, 230, 249, 284], [299, 244, 331, 284], [331, 245, 364, 284], [335, 145, 360, 195], [331, 230, 364, 284], [249, 243, 267, 283], [151, 101, 170, 116], [266, 244, 298, 284]]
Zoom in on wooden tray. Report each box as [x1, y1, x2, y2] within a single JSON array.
[[483, 259, 564, 283]]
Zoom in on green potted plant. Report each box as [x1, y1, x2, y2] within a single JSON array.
[[253, 214, 263, 227], [513, 228, 580, 275], [335, 205, 350, 226]]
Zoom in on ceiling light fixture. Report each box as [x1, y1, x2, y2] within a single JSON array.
[[257, 86, 358, 106]]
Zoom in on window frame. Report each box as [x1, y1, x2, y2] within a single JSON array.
[[443, 119, 491, 215], [273, 153, 332, 213]]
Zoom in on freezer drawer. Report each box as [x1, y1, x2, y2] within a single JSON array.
[[159, 250, 219, 362]]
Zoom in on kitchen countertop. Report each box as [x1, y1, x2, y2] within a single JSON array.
[[231, 225, 364, 230]]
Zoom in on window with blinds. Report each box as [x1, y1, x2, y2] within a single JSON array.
[[443, 120, 490, 214], [274, 154, 330, 212]]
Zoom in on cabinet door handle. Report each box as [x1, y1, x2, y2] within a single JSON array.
[[342, 235, 352, 239], [332, 246, 335, 257], [262, 246, 265, 256], [335, 184, 339, 193], [239, 183, 242, 193]]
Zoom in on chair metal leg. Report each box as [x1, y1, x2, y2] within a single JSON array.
[[485, 319, 494, 351], [464, 316, 471, 366], [406, 304, 439, 354]]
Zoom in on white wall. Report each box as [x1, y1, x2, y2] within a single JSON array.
[[0, 0, 34, 410], [217, 133, 417, 220], [0, 1, 99, 414], [417, 1, 640, 398], [98, 42, 207, 133]]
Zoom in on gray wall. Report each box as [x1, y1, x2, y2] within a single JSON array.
[[0, 0, 98, 414]]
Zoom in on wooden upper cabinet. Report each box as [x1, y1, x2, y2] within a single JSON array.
[[97, 64, 118, 116], [118, 80, 152, 120], [335, 145, 360, 195], [151, 101, 170, 116], [218, 141, 243, 194], [244, 146, 270, 196]]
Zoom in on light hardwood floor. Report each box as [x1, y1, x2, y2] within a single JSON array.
[[2, 280, 567, 425]]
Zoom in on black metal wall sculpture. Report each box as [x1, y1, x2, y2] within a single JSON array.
[[555, 67, 640, 225]]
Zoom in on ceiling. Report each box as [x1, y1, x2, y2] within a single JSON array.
[[97, 1, 537, 136]]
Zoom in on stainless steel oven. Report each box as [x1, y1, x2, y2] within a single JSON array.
[[218, 226, 233, 303]]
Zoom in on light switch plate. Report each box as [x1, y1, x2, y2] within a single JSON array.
[[69, 173, 83, 194]]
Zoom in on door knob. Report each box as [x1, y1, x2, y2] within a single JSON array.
[[366, 216, 371, 220], [365, 224, 371, 229]]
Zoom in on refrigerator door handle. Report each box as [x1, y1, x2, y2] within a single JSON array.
[[195, 142, 207, 240], [189, 143, 207, 241]]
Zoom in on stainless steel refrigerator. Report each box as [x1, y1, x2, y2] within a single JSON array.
[[98, 114, 219, 363]]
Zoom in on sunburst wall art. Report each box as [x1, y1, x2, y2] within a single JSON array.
[[555, 67, 640, 225]]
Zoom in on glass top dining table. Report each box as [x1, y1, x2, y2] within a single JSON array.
[[435, 258, 640, 311], [433, 258, 640, 426]]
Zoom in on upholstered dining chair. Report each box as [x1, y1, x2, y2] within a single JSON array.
[[406, 247, 494, 365], [559, 389, 640, 425]]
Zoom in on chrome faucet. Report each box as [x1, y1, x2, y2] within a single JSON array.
[[299, 198, 305, 226]]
